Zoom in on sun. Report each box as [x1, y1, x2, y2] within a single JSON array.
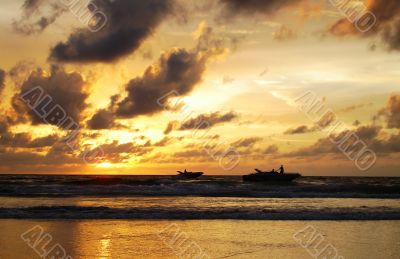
[[96, 162, 113, 169]]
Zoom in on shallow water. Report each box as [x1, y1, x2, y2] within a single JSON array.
[[1, 196, 400, 219], [1, 220, 399, 259]]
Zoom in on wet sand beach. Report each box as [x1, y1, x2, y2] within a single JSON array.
[[1, 220, 400, 259]]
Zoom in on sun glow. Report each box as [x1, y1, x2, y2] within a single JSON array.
[[96, 162, 113, 169]]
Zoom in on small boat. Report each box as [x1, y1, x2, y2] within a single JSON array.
[[243, 169, 301, 182], [176, 170, 204, 179]]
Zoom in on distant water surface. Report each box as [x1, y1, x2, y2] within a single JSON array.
[[0, 175, 399, 220], [1, 175, 399, 198]]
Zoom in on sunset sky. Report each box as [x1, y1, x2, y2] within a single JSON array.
[[0, 0, 399, 176]]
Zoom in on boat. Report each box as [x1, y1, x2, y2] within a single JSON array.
[[243, 169, 301, 182], [176, 169, 204, 179]]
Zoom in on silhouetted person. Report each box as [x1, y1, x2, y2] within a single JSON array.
[[271, 169, 276, 173], [178, 169, 188, 174], [279, 165, 284, 174]]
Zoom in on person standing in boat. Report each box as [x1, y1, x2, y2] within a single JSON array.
[[278, 165, 285, 174]]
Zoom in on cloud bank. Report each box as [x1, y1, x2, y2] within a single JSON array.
[[89, 23, 227, 129], [50, 0, 176, 63]]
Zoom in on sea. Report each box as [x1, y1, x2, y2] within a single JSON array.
[[1, 175, 400, 220], [0, 175, 399, 258]]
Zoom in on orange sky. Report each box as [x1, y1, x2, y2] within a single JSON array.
[[0, 0, 399, 176]]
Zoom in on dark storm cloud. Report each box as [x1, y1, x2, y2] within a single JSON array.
[[141, 148, 215, 164], [27, 134, 59, 148], [330, 0, 400, 51], [316, 111, 335, 128], [0, 132, 31, 147], [0, 151, 43, 167], [50, 0, 176, 63], [226, 138, 279, 158], [285, 125, 400, 158], [376, 95, 400, 129], [339, 103, 371, 113], [219, 0, 303, 18], [82, 141, 153, 163], [164, 121, 177, 135], [179, 111, 238, 130], [22, 0, 45, 13], [87, 109, 117, 130], [285, 112, 335, 135], [89, 24, 227, 128], [285, 97, 400, 158], [153, 137, 173, 147], [285, 125, 379, 157], [9, 95, 30, 124], [264, 144, 279, 155], [0, 69, 5, 95], [138, 136, 177, 147], [367, 0, 400, 51], [89, 47, 208, 127], [116, 48, 208, 117], [0, 120, 8, 134], [284, 125, 315, 135], [231, 137, 262, 148], [9, 60, 37, 86], [353, 120, 361, 126], [13, 0, 66, 35], [0, 132, 59, 148], [0, 144, 82, 170], [0, 119, 59, 149], [16, 65, 88, 128], [168, 147, 217, 163], [284, 97, 400, 160], [163, 111, 238, 134]]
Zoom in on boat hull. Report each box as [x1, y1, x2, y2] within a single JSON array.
[[243, 173, 301, 182]]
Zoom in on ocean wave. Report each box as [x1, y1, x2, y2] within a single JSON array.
[[1, 206, 400, 220], [1, 183, 400, 198], [0, 176, 400, 198]]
